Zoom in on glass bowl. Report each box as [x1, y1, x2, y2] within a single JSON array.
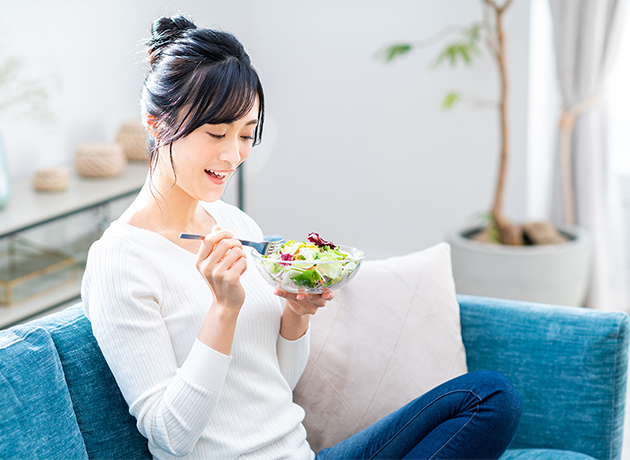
[[250, 245, 365, 294]]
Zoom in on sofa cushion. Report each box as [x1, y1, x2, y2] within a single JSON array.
[[294, 243, 468, 452], [0, 326, 88, 460], [459, 294, 629, 460], [500, 449, 596, 459], [32, 304, 151, 460]]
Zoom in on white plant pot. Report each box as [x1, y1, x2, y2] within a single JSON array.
[[448, 225, 591, 307]]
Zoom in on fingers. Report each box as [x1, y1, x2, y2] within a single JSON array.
[[274, 289, 334, 315], [195, 226, 244, 269], [195, 226, 233, 263], [194, 226, 248, 306], [274, 289, 334, 303], [217, 245, 247, 275], [319, 288, 334, 301], [194, 226, 248, 309]]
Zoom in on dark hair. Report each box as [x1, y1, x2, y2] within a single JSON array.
[[141, 15, 264, 169]]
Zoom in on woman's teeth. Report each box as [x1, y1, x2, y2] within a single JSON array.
[[205, 169, 226, 179]]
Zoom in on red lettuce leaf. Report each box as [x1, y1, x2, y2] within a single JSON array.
[[307, 232, 336, 250]]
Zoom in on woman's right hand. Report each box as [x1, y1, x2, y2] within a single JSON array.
[[195, 225, 247, 311]]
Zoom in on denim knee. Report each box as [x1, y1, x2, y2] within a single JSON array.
[[476, 370, 522, 431]]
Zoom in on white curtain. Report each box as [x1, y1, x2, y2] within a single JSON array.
[[548, 0, 629, 310]]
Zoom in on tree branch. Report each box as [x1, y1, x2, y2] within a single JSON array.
[[499, 0, 515, 14], [480, 1, 500, 58], [483, 0, 500, 12]]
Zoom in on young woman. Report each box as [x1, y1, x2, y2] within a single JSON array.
[[82, 15, 521, 460]]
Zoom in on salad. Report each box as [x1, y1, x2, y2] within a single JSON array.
[[259, 233, 361, 292]]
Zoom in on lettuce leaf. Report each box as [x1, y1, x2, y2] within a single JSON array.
[[290, 268, 323, 289]]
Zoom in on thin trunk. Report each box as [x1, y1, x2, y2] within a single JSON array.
[[486, 0, 521, 245]]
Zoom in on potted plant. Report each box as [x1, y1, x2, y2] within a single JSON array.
[[381, 0, 591, 306]]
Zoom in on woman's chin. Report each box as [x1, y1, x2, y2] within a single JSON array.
[[199, 188, 225, 203]]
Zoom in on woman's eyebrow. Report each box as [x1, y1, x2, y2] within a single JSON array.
[[245, 119, 258, 126]]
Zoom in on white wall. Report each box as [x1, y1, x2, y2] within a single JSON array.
[[244, 0, 532, 258], [0, 0, 534, 260], [0, 0, 254, 175]]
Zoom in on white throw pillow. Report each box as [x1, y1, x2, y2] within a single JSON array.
[[293, 242, 468, 452]]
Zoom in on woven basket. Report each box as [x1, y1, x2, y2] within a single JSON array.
[[32, 166, 70, 192], [116, 120, 149, 161], [75, 143, 126, 178]]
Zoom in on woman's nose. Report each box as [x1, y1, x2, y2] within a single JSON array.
[[218, 137, 241, 165]]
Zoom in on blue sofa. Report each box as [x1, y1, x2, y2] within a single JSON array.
[[0, 295, 627, 460]]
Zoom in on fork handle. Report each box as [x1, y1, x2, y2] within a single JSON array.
[[179, 233, 205, 240], [179, 233, 256, 245], [179, 233, 261, 250]]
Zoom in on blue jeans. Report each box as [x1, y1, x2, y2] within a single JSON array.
[[315, 370, 521, 460]]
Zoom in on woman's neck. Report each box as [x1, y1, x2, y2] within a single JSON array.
[[118, 173, 216, 237]]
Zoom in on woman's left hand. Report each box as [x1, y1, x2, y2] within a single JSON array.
[[275, 289, 333, 340], [274, 289, 334, 316]]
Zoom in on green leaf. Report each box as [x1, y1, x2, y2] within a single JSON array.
[[476, 212, 494, 223], [465, 23, 482, 42], [488, 225, 501, 243], [433, 23, 483, 68], [291, 268, 323, 289], [459, 45, 471, 64], [442, 91, 462, 109], [473, 211, 500, 243], [434, 44, 455, 67], [383, 44, 413, 62]]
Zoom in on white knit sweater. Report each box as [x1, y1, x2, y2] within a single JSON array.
[[81, 200, 314, 460]]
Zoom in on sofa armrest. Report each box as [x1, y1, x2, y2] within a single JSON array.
[[458, 294, 629, 460]]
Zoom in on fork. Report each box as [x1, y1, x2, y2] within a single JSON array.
[[179, 232, 283, 256]]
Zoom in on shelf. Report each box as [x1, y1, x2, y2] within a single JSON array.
[[0, 237, 78, 305], [0, 162, 148, 237], [0, 162, 147, 328], [0, 269, 82, 328]]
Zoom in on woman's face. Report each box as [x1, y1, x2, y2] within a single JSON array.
[[158, 98, 259, 203]]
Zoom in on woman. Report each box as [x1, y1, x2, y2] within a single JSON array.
[[82, 15, 521, 460]]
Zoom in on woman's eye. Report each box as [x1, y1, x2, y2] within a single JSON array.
[[241, 135, 254, 141], [208, 132, 225, 139]]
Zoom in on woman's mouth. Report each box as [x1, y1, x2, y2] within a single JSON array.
[[205, 169, 229, 184]]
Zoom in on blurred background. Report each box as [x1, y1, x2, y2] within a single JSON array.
[[0, 0, 629, 303], [0, 0, 547, 255]]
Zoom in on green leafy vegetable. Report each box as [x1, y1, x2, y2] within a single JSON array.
[[260, 234, 360, 292]]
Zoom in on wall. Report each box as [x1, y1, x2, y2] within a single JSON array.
[[243, 0, 532, 258], [0, 0, 254, 175], [0, 0, 534, 260]]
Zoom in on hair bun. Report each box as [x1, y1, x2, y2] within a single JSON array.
[[148, 15, 197, 65]]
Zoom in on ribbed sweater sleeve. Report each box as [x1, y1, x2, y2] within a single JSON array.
[[277, 327, 311, 390], [82, 236, 231, 457]]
